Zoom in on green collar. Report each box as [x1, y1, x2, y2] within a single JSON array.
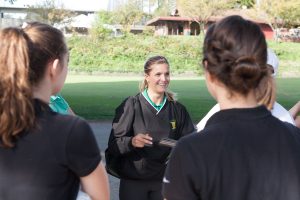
[[142, 89, 167, 112]]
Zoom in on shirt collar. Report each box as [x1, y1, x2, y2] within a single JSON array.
[[206, 105, 271, 128], [142, 89, 167, 112]]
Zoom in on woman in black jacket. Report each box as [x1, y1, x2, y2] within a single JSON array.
[[107, 56, 195, 200]]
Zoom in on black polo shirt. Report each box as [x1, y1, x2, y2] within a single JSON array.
[[163, 106, 300, 200], [0, 99, 101, 200]]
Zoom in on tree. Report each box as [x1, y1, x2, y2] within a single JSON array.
[[112, 0, 145, 33], [90, 11, 114, 39], [152, 0, 169, 16], [26, 0, 74, 25], [177, 0, 235, 33], [97, 11, 114, 24], [256, 0, 300, 38]]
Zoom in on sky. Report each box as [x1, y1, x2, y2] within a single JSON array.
[[2, 0, 109, 11]]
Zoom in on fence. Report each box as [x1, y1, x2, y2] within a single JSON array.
[[277, 28, 300, 43]]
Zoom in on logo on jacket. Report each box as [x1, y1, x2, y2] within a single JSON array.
[[170, 120, 176, 130]]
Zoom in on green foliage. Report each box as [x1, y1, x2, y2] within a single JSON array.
[[259, 0, 300, 29], [112, 0, 145, 33], [277, 1, 300, 28], [90, 11, 114, 39], [67, 34, 300, 75], [235, 0, 255, 8], [96, 11, 114, 24], [177, 0, 234, 33], [153, 0, 170, 16], [67, 34, 204, 74], [90, 25, 112, 40], [142, 26, 155, 36]]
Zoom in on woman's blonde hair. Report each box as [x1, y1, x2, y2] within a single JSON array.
[[256, 70, 276, 110], [0, 28, 34, 148], [139, 55, 176, 101], [0, 22, 67, 148]]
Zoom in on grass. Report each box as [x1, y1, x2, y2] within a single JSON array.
[[61, 75, 300, 122], [268, 41, 300, 77]]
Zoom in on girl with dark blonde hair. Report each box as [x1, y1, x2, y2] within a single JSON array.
[[0, 22, 109, 200], [106, 55, 195, 200]]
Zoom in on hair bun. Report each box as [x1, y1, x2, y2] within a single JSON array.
[[231, 56, 262, 94]]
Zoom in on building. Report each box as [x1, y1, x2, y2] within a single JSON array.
[[146, 16, 200, 36], [146, 15, 274, 40]]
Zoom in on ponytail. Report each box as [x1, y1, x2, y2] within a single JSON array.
[[165, 91, 176, 101], [0, 28, 35, 148], [139, 79, 148, 92], [255, 75, 276, 110]]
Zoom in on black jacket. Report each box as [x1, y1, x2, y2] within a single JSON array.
[[107, 93, 195, 180]]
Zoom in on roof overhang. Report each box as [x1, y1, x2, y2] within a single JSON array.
[[146, 15, 271, 26], [146, 16, 197, 26]]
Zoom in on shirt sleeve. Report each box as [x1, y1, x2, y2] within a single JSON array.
[[65, 118, 101, 177], [272, 102, 296, 125], [108, 97, 136, 155], [196, 104, 220, 132], [163, 140, 199, 200]]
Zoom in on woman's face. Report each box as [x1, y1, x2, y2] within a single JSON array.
[[145, 63, 170, 95]]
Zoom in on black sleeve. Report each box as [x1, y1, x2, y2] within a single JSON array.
[[163, 139, 199, 200], [108, 97, 136, 155], [65, 118, 101, 177], [177, 103, 196, 137]]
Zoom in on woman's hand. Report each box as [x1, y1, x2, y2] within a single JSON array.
[[294, 117, 300, 128], [131, 133, 153, 148], [290, 101, 300, 128]]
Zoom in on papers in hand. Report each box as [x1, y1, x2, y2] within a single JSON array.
[[158, 138, 177, 148]]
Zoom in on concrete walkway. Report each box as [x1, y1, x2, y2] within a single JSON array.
[[89, 121, 120, 200]]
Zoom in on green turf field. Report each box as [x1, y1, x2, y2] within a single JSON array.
[[61, 75, 300, 122]]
